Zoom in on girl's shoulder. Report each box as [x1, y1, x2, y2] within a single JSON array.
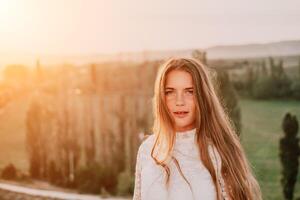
[[137, 134, 156, 157]]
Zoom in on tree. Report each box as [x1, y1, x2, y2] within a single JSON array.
[[279, 113, 300, 200], [253, 57, 292, 99], [192, 50, 207, 65], [245, 65, 256, 96], [269, 58, 292, 98], [215, 69, 242, 136]]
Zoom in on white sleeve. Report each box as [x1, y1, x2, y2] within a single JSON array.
[[133, 145, 142, 200], [208, 145, 230, 200]]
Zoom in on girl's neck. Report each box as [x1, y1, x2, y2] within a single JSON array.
[[175, 128, 196, 140], [175, 126, 196, 133]]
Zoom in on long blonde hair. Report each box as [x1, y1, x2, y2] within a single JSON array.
[[151, 57, 262, 200]]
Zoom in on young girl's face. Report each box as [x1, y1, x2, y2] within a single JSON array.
[[165, 69, 196, 132]]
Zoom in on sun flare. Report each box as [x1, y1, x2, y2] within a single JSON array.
[[0, 0, 25, 29]]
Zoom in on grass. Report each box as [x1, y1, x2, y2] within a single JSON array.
[[239, 98, 300, 200]]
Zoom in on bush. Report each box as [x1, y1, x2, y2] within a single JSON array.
[[272, 76, 292, 98], [291, 80, 300, 100], [1, 163, 17, 180], [116, 171, 135, 196], [252, 76, 292, 99], [252, 78, 274, 99], [74, 163, 117, 195], [245, 57, 294, 99]]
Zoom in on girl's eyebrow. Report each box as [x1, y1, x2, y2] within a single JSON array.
[[165, 87, 174, 90], [165, 87, 194, 90], [185, 87, 194, 90]]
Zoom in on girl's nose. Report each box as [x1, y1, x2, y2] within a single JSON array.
[[175, 93, 185, 106]]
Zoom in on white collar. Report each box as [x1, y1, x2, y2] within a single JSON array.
[[175, 128, 196, 140]]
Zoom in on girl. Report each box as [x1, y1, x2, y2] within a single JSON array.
[[133, 58, 262, 200]]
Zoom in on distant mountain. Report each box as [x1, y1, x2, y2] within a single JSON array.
[[123, 40, 300, 61], [108, 40, 300, 61], [1, 40, 300, 67], [206, 40, 300, 59]]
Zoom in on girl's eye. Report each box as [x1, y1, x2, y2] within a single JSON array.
[[186, 90, 194, 95], [165, 91, 173, 95]]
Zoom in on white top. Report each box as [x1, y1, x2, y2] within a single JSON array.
[[133, 128, 229, 200]]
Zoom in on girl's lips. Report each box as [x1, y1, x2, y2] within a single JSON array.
[[173, 111, 189, 118]]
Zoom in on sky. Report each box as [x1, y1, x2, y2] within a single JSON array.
[[0, 0, 300, 55]]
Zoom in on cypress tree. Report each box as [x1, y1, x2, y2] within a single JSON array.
[[279, 112, 300, 200]]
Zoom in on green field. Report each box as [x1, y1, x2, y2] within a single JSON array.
[[240, 98, 300, 200], [0, 96, 300, 199]]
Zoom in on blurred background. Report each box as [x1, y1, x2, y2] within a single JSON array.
[[0, 0, 300, 199]]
